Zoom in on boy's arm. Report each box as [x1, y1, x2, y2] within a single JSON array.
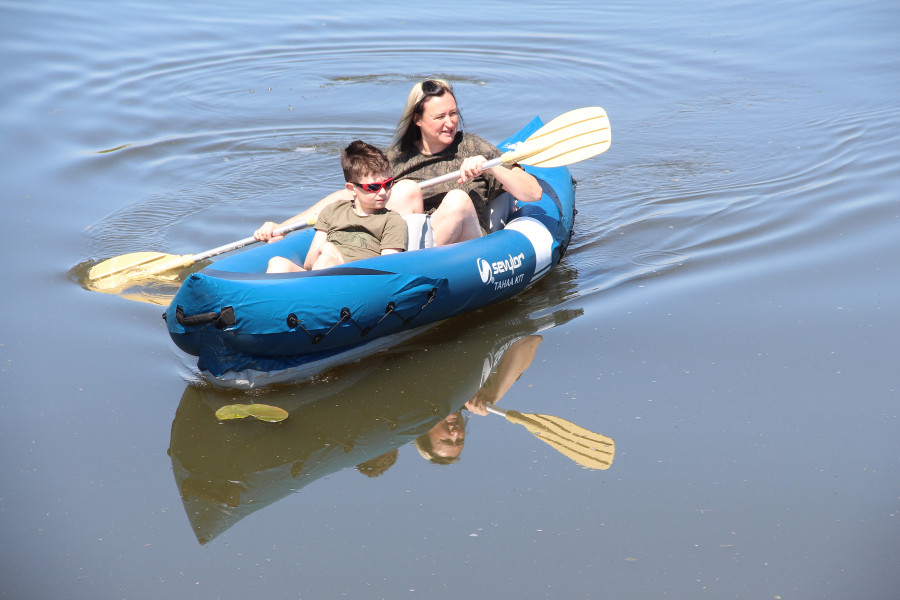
[[379, 213, 409, 255]]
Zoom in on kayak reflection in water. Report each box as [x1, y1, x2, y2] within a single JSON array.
[[415, 334, 542, 465]]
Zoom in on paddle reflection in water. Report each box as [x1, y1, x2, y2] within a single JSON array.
[[168, 306, 590, 544]]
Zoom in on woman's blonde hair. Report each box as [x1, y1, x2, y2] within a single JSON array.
[[391, 78, 463, 154]]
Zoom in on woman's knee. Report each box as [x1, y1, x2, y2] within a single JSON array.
[[387, 179, 424, 214], [431, 190, 482, 245], [437, 189, 477, 217]]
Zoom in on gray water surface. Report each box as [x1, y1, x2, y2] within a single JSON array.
[[1, 0, 898, 598]]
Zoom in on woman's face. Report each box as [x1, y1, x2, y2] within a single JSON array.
[[414, 92, 459, 152], [426, 412, 466, 458]]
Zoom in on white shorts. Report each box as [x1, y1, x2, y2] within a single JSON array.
[[403, 214, 434, 250], [402, 193, 516, 251]]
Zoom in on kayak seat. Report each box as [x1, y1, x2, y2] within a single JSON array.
[[488, 192, 515, 233]]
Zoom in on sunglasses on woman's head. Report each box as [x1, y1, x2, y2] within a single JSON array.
[[352, 178, 395, 193], [422, 80, 443, 95]]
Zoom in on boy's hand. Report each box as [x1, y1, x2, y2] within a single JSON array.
[[254, 222, 284, 243]]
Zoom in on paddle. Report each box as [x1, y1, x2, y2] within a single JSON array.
[[485, 404, 615, 470], [417, 106, 611, 187], [86, 214, 320, 288], [87, 106, 610, 288]]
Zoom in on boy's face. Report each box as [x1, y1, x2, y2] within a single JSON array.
[[347, 169, 393, 213]]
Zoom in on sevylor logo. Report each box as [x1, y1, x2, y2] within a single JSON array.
[[477, 252, 527, 290], [477, 258, 494, 284]]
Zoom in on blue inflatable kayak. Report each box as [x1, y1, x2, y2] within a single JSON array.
[[164, 116, 576, 388]]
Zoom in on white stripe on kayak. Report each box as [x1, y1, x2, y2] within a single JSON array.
[[505, 217, 554, 278]]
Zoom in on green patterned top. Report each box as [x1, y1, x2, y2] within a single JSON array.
[[387, 132, 504, 231]]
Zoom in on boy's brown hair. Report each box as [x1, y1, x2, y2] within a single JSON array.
[[341, 140, 391, 183]]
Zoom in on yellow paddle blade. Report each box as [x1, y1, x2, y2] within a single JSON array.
[[87, 251, 194, 289], [532, 106, 610, 139], [215, 403, 289, 423], [507, 106, 611, 168], [504, 409, 615, 470]]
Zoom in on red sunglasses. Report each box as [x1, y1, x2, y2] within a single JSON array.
[[352, 178, 395, 193]]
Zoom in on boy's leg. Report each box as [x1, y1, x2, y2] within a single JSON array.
[[310, 241, 346, 270], [267, 256, 305, 273]]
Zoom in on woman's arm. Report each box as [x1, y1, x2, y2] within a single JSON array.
[[489, 163, 543, 203], [255, 188, 352, 242], [465, 335, 543, 415], [458, 156, 542, 203]]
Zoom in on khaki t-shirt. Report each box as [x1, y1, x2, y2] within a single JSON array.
[[316, 199, 408, 263], [387, 132, 504, 232]]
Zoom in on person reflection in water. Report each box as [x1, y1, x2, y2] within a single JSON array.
[[415, 410, 468, 465], [415, 335, 542, 465]]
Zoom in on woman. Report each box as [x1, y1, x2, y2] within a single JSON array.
[[255, 78, 542, 247], [385, 78, 543, 246]]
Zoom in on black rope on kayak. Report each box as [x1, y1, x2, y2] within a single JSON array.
[[334, 306, 371, 338], [285, 287, 439, 343], [399, 287, 438, 326], [286, 307, 352, 345], [410, 287, 439, 324], [365, 301, 397, 334], [371, 287, 439, 330], [341, 284, 440, 337], [287, 313, 323, 344]]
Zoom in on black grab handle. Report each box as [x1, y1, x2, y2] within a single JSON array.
[[168, 305, 235, 329]]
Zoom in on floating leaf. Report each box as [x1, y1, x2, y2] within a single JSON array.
[[245, 404, 289, 422], [215, 403, 288, 423], [215, 405, 253, 420]]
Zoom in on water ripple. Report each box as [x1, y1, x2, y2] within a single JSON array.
[[567, 100, 900, 302]]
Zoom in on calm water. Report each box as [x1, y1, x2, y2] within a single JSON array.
[[2, 0, 899, 598]]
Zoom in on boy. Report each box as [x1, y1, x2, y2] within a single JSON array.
[[255, 141, 408, 273]]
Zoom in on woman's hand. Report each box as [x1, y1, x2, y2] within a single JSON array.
[[457, 155, 488, 183], [464, 392, 491, 416], [254, 221, 284, 243]]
